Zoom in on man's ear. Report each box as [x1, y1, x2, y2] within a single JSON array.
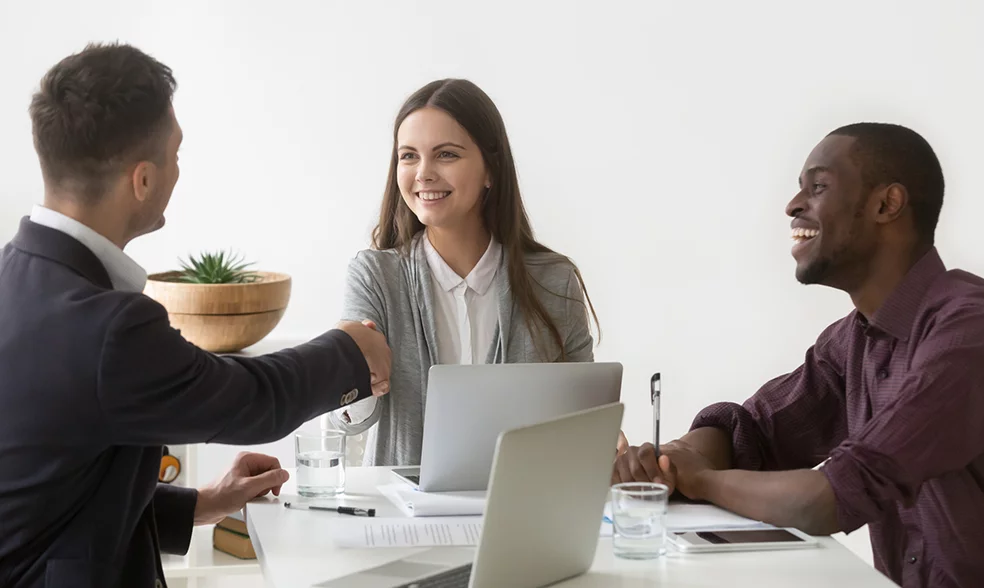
[[873, 183, 907, 225], [131, 161, 157, 203]]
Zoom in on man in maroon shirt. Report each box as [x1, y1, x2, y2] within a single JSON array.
[[614, 123, 984, 588]]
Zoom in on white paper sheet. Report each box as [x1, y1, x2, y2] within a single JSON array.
[[334, 516, 612, 547], [332, 517, 484, 548], [378, 483, 487, 517], [600, 502, 772, 536], [665, 503, 770, 530]]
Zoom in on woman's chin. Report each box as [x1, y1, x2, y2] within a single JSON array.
[[413, 212, 450, 230]]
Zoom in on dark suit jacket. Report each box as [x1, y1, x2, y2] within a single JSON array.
[[0, 219, 372, 588]]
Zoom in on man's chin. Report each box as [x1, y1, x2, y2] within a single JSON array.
[[795, 258, 829, 285], [146, 216, 166, 234], [133, 216, 166, 240]]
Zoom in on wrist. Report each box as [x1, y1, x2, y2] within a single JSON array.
[[692, 468, 718, 502], [193, 487, 218, 525]]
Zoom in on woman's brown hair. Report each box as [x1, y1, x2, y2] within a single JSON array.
[[372, 79, 599, 359]]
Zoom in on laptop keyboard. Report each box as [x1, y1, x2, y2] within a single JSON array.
[[396, 564, 472, 588], [404, 474, 420, 484]]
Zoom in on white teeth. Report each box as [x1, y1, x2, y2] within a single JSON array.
[[790, 228, 819, 240], [418, 191, 450, 201]]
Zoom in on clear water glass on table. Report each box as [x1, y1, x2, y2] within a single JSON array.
[[611, 482, 669, 559], [295, 429, 346, 497]]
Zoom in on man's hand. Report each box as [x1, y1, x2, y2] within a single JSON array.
[[658, 440, 717, 500], [616, 431, 629, 456], [194, 452, 289, 525], [336, 319, 391, 397], [611, 440, 717, 499], [612, 442, 674, 491]]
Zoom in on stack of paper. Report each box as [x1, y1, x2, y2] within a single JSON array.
[[332, 517, 483, 548], [599, 502, 772, 537], [333, 503, 769, 549], [378, 483, 486, 517], [664, 504, 771, 530]]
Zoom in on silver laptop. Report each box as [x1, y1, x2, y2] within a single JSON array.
[[317, 402, 624, 588], [392, 362, 622, 492]]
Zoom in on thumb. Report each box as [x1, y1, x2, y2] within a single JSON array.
[[658, 454, 677, 493], [245, 468, 289, 498], [616, 431, 629, 455], [362, 319, 377, 330]]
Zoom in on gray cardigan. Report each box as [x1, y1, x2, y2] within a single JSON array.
[[328, 234, 594, 466]]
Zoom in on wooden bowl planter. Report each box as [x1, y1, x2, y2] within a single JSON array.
[[144, 271, 291, 353]]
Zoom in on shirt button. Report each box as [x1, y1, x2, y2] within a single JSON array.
[[155, 580, 163, 588], [908, 556, 918, 564], [877, 369, 889, 380]]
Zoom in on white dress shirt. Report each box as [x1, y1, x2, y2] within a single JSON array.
[[422, 232, 502, 365], [29, 204, 147, 293]]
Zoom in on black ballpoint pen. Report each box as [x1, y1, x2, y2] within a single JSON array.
[[651, 372, 661, 457], [284, 502, 376, 517]]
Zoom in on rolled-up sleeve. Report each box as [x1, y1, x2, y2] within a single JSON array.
[[691, 318, 852, 471], [821, 304, 984, 533]]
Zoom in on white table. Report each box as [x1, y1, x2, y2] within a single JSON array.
[[160, 526, 261, 584], [246, 467, 895, 588]]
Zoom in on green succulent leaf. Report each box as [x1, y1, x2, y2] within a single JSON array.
[[174, 250, 260, 284]]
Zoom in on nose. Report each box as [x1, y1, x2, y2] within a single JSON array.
[[786, 188, 807, 218], [416, 157, 437, 185]]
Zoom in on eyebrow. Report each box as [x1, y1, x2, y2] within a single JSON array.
[[432, 142, 466, 152], [396, 142, 468, 152], [798, 165, 832, 188]]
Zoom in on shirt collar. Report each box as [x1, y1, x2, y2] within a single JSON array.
[[29, 205, 147, 293], [865, 247, 946, 341], [422, 231, 502, 296]]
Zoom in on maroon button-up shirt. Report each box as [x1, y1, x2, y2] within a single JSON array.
[[692, 248, 984, 587]]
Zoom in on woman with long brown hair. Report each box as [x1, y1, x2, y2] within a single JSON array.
[[328, 79, 604, 466]]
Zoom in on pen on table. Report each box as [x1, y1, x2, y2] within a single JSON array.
[[651, 372, 661, 458], [283, 502, 376, 517]]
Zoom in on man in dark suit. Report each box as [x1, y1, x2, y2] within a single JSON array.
[[0, 43, 392, 588]]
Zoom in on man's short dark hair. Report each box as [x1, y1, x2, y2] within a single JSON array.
[[828, 122, 945, 244], [29, 42, 177, 200]]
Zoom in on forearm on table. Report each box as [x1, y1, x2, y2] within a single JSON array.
[[678, 427, 734, 471], [697, 468, 840, 535]]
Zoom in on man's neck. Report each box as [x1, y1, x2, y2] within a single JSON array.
[[848, 243, 932, 319], [426, 220, 492, 279], [42, 191, 129, 250]]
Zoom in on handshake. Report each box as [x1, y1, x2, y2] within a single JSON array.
[[335, 320, 392, 397]]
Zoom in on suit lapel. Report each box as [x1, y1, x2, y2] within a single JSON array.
[[490, 247, 515, 364], [411, 235, 441, 368]]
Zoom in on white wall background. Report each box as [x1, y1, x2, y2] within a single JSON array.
[[3, 0, 984, 568]]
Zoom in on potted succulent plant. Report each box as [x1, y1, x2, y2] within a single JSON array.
[[144, 250, 291, 353]]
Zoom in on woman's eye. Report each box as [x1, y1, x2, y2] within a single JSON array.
[[438, 151, 459, 159], [399, 152, 417, 161]]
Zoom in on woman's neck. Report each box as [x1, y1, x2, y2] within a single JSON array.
[[426, 221, 492, 279]]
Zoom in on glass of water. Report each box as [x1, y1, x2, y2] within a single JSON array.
[[611, 482, 668, 559], [294, 429, 346, 497]]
